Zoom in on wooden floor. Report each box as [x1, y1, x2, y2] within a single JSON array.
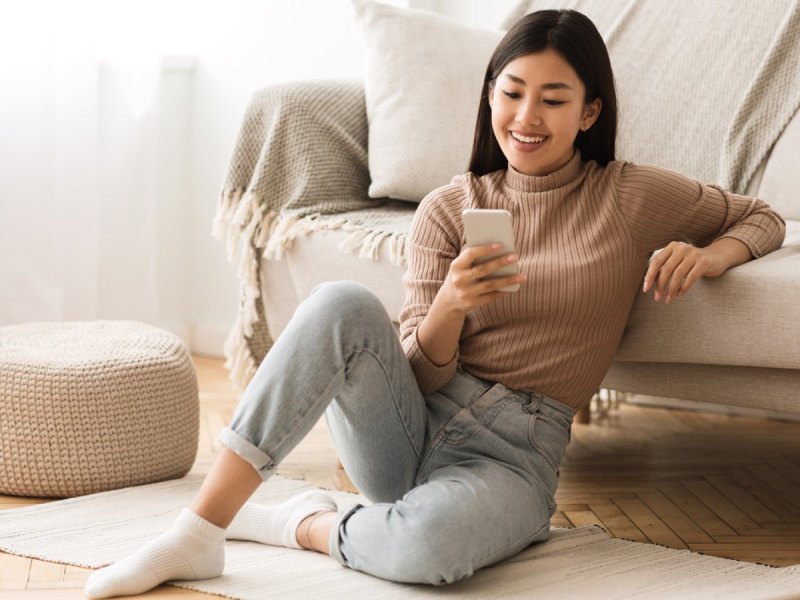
[[1, 356, 799, 598]]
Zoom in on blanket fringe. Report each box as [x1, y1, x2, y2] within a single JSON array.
[[221, 313, 258, 390], [213, 188, 408, 389]]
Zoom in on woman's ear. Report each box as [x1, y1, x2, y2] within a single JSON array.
[[581, 97, 602, 131], [487, 84, 494, 109]]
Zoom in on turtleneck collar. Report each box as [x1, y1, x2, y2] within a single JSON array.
[[505, 149, 583, 193]]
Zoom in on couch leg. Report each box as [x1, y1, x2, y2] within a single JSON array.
[[575, 403, 591, 424]]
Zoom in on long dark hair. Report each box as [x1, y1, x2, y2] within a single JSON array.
[[468, 9, 618, 175]]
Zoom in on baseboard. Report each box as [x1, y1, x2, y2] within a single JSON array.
[[190, 322, 231, 358], [625, 394, 800, 423]]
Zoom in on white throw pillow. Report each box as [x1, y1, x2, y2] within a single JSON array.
[[353, 0, 504, 202]]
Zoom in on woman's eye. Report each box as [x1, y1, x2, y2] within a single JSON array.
[[502, 91, 521, 99], [544, 100, 565, 106]]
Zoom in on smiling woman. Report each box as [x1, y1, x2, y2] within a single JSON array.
[[487, 49, 602, 176], [469, 9, 616, 176]]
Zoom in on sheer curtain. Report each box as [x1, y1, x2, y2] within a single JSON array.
[[0, 1, 185, 329], [0, 0, 370, 349]]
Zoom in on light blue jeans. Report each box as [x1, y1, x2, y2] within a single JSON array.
[[219, 281, 576, 585]]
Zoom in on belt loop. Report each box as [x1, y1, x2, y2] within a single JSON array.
[[520, 390, 541, 414]]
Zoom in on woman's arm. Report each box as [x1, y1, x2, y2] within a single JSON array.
[[614, 162, 786, 303], [399, 187, 523, 394]]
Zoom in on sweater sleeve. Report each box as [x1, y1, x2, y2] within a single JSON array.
[[613, 162, 786, 257], [398, 187, 462, 395]]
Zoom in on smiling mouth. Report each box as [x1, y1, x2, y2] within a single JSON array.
[[511, 131, 548, 144]]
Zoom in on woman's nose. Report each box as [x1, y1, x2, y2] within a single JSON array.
[[516, 100, 543, 127]]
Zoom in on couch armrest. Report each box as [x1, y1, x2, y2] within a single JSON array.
[[219, 79, 371, 216]]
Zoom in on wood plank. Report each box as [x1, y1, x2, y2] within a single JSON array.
[[0, 552, 31, 590], [27, 560, 64, 582], [746, 463, 800, 514], [680, 479, 762, 532], [550, 512, 572, 529], [563, 509, 605, 529], [705, 473, 781, 525], [766, 456, 800, 494], [657, 484, 737, 538], [613, 498, 687, 549], [588, 502, 648, 543], [727, 468, 800, 523], [635, 489, 713, 544]]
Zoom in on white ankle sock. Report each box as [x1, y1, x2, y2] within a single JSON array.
[[84, 508, 225, 599], [226, 489, 338, 549]]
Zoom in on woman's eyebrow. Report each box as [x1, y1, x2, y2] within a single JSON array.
[[502, 74, 573, 90]]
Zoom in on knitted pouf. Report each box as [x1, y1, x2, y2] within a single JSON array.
[[0, 321, 199, 498]]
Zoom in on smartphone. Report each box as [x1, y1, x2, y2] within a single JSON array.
[[462, 208, 520, 292]]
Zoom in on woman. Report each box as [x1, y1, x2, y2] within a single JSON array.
[[85, 9, 785, 598]]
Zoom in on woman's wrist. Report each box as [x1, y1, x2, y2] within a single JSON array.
[[416, 288, 467, 367], [703, 237, 752, 277]]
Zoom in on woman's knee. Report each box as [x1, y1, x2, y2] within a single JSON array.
[[306, 280, 387, 326], [370, 512, 476, 585]]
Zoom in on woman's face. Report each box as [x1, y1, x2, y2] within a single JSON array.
[[489, 48, 601, 176]]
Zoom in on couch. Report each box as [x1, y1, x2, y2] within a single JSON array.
[[214, 0, 800, 423]]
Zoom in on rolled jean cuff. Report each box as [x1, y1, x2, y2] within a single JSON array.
[[218, 427, 278, 481], [328, 503, 364, 567]]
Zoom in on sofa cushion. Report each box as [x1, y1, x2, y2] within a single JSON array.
[[353, 0, 503, 202], [613, 224, 800, 371]]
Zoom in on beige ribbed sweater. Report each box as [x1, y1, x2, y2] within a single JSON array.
[[398, 150, 786, 411]]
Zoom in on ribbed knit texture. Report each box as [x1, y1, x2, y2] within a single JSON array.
[[399, 151, 786, 409]]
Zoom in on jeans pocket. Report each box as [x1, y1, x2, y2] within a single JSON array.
[[526, 409, 570, 472]]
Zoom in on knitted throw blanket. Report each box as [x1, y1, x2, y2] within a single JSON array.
[[211, 81, 413, 387]]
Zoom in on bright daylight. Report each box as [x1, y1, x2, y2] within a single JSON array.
[[1, 0, 799, 598]]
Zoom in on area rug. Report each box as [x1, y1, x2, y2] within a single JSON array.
[[1, 475, 799, 599]]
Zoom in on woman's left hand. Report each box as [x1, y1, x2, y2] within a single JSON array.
[[642, 241, 727, 304]]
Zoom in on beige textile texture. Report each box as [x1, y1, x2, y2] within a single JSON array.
[[0, 321, 198, 497], [502, 0, 800, 194], [2, 474, 800, 599], [353, 0, 504, 201]]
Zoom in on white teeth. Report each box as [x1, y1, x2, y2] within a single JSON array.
[[511, 131, 547, 143]]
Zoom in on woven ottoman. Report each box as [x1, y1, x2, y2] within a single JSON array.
[[0, 321, 199, 498]]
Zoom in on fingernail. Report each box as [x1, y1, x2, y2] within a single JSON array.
[[491, 243, 502, 249], [643, 281, 650, 292], [654, 291, 660, 301], [507, 254, 517, 262], [665, 294, 671, 304]]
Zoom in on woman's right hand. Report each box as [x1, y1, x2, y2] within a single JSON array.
[[439, 243, 526, 314]]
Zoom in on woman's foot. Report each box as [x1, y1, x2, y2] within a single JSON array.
[[226, 489, 338, 548], [84, 508, 225, 599]]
